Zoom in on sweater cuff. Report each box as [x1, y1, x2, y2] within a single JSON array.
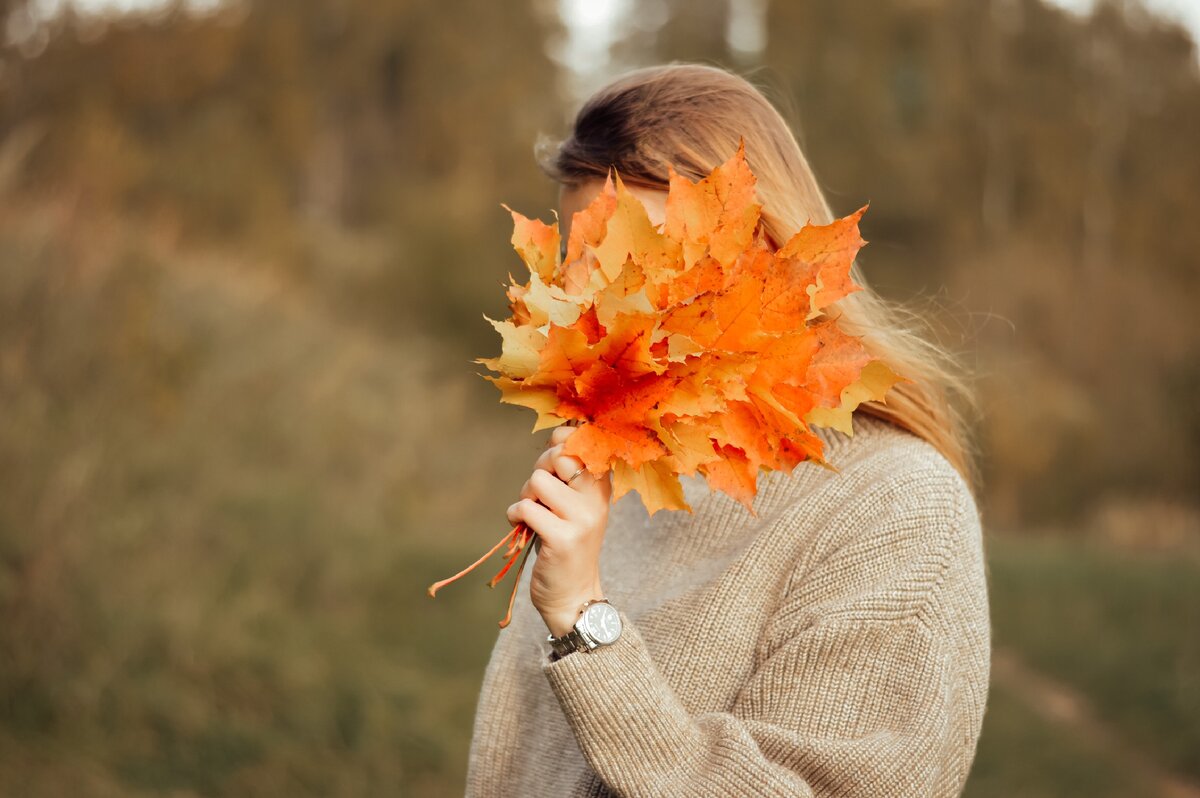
[[541, 610, 702, 781]]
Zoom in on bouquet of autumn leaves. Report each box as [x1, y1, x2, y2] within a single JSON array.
[[428, 141, 905, 627]]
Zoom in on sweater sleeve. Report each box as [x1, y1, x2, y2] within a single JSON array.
[[540, 467, 989, 798]]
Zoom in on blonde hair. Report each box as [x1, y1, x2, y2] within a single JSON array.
[[536, 63, 979, 493]]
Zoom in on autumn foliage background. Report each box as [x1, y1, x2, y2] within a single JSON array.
[[1, 1, 1197, 796]]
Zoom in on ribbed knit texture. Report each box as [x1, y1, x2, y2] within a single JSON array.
[[465, 414, 991, 797]]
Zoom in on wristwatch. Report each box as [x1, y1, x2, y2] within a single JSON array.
[[546, 599, 623, 661]]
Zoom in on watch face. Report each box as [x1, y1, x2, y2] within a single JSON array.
[[582, 603, 622, 645]]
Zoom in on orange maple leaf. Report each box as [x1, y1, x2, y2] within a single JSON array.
[[429, 138, 909, 627]]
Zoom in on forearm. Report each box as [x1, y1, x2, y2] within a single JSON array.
[[542, 610, 960, 798], [543, 611, 815, 798]]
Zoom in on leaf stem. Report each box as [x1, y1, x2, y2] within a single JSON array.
[[486, 525, 532, 587], [426, 523, 522, 597], [498, 540, 536, 629]]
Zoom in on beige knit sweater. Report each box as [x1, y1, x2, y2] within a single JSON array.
[[465, 414, 991, 797]]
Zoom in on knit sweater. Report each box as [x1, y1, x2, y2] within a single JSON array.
[[465, 413, 991, 797]]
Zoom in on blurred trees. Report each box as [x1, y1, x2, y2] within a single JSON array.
[[1, 0, 564, 348], [635, 0, 1200, 525]]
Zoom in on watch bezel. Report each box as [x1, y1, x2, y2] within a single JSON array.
[[579, 601, 622, 646], [546, 599, 622, 660]]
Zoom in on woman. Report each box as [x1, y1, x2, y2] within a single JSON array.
[[466, 63, 990, 798]]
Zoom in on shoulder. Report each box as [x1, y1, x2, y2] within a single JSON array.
[[792, 412, 980, 543], [811, 412, 974, 514], [776, 413, 986, 629]]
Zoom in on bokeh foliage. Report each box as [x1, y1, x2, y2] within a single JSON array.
[[0, 0, 1197, 795]]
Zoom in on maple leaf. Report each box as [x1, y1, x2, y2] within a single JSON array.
[[504, 205, 560, 285], [651, 416, 718, 477], [564, 178, 617, 267], [612, 457, 689, 515], [806, 359, 907, 434], [475, 314, 544, 377], [429, 138, 908, 627], [776, 204, 869, 319], [593, 174, 682, 286], [699, 442, 759, 511], [477, 375, 554, 427], [664, 138, 761, 268]]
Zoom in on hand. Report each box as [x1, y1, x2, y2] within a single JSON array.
[[506, 424, 612, 638]]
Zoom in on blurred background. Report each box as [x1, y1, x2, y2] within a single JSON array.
[[0, 0, 1197, 795]]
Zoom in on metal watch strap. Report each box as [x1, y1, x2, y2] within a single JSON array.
[[548, 628, 587, 660], [546, 598, 610, 660]]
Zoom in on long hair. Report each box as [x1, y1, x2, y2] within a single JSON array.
[[536, 63, 979, 493]]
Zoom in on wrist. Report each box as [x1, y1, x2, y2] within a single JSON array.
[[545, 596, 623, 662], [541, 584, 605, 638]]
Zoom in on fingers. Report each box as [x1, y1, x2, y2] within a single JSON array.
[[549, 425, 576, 448], [530, 443, 611, 503], [517, 467, 589, 519], [534, 443, 589, 486], [506, 496, 568, 540], [527, 468, 586, 519]]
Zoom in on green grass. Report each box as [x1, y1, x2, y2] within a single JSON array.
[[966, 682, 1153, 798], [982, 533, 1200, 782]]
